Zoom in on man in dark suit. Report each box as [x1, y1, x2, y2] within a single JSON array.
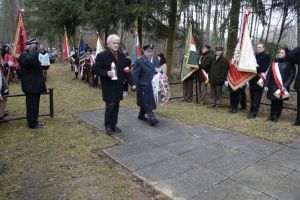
[[132, 44, 159, 126], [18, 38, 47, 129], [248, 43, 271, 118], [93, 34, 135, 135]]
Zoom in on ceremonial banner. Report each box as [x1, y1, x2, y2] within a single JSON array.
[[13, 9, 27, 55], [95, 32, 104, 56], [78, 34, 86, 67], [131, 35, 141, 63], [228, 9, 257, 90], [181, 24, 199, 82], [62, 28, 70, 61]]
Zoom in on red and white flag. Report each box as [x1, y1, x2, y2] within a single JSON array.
[[228, 9, 257, 90], [62, 28, 70, 61], [13, 9, 27, 55]]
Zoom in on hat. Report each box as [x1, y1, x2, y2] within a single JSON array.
[[143, 44, 155, 51], [215, 46, 224, 51], [203, 44, 211, 49], [25, 38, 38, 46]]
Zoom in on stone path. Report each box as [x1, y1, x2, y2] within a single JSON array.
[[75, 108, 300, 200]]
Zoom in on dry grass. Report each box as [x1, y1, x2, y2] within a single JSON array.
[[0, 63, 165, 200]]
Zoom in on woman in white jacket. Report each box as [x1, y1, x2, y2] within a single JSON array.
[[38, 45, 50, 81]]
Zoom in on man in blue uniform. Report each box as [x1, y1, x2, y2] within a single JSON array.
[[132, 44, 159, 126]]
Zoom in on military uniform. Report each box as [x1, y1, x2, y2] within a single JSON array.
[[19, 39, 47, 128], [132, 49, 159, 126]]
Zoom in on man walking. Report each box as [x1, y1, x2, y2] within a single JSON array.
[[132, 44, 159, 126], [19, 38, 47, 129], [248, 43, 271, 118], [93, 34, 135, 135]]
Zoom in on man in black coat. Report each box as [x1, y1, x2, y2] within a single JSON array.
[[288, 46, 300, 126], [19, 38, 47, 128], [132, 44, 159, 126], [93, 34, 135, 135], [248, 43, 271, 118]]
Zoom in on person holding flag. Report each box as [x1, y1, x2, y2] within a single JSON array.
[[248, 43, 271, 118], [197, 44, 213, 105], [265, 48, 295, 122]]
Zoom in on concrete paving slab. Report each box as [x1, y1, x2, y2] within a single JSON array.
[[236, 140, 283, 158], [265, 171, 300, 200], [232, 159, 293, 192], [181, 143, 226, 165], [203, 149, 260, 176], [134, 155, 198, 186], [191, 178, 262, 200], [155, 166, 226, 200], [214, 134, 259, 149], [267, 148, 300, 170], [288, 139, 300, 150]]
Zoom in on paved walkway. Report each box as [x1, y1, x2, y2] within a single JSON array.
[[75, 108, 300, 200]]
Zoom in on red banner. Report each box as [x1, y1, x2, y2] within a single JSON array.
[[13, 9, 27, 55], [62, 28, 70, 61]]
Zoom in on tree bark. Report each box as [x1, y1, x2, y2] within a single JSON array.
[[297, 2, 300, 46], [265, 0, 274, 43], [166, 0, 177, 78], [226, 0, 241, 59], [212, 0, 219, 46], [206, 0, 212, 43]]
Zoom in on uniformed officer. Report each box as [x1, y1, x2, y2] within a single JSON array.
[[132, 44, 159, 126], [18, 38, 47, 129]]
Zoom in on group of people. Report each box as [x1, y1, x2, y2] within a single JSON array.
[[0, 40, 49, 128], [182, 43, 300, 126]]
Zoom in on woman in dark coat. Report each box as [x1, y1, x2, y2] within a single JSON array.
[[265, 48, 295, 122]]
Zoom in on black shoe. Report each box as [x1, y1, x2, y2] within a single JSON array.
[[293, 122, 300, 126], [247, 113, 256, 118], [30, 124, 44, 129], [112, 126, 122, 133], [138, 116, 148, 121], [228, 107, 233, 113], [231, 108, 237, 113], [149, 119, 158, 127], [105, 127, 113, 136]]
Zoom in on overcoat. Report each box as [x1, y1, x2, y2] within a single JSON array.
[[208, 55, 229, 86], [265, 59, 295, 100], [93, 49, 133, 102], [132, 55, 160, 111], [19, 49, 47, 94], [249, 52, 271, 90], [288, 47, 300, 92]]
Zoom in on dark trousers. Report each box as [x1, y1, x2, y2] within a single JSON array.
[[249, 88, 263, 116], [270, 99, 283, 119], [210, 85, 223, 106], [240, 87, 247, 109], [26, 94, 40, 127], [123, 81, 129, 92], [105, 101, 119, 129], [230, 91, 240, 110], [139, 107, 156, 121], [296, 91, 300, 124], [183, 78, 193, 101]]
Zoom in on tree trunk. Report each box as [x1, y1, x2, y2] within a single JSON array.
[[226, 0, 241, 59], [297, 2, 300, 46], [137, 16, 143, 47], [206, 0, 212, 43], [276, 3, 289, 52], [265, 0, 273, 43], [166, 0, 177, 78], [212, 0, 219, 46]]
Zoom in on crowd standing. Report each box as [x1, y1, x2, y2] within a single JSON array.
[[1, 37, 300, 130]]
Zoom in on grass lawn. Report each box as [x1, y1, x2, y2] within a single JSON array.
[[0, 63, 166, 200], [0, 62, 299, 199]]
